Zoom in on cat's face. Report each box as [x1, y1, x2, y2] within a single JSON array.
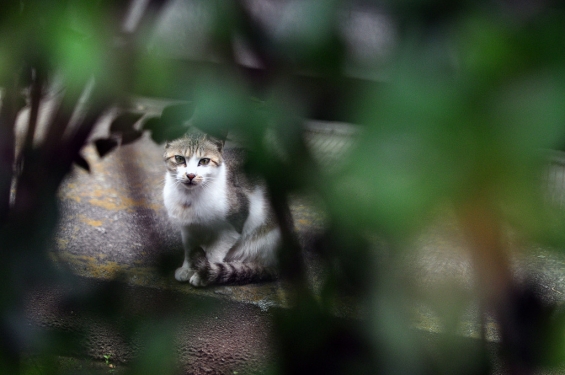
[[164, 134, 224, 189]]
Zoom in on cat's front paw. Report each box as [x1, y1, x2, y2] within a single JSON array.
[[189, 273, 209, 288], [175, 266, 194, 282]]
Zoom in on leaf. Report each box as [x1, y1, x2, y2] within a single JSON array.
[[141, 116, 161, 133], [164, 126, 190, 141], [121, 130, 143, 145], [94, 137, 119, 158], [143, 116, 188, 144], [206, 128, 229, 142], [16, 95, 27, 112], [74, 154, 90, 173], [160, 103, 195, 127], [143, 117, 166, 144], [142, 103, 194, 144], [158, 126, 189, 144], [109, 112, 143, 134]]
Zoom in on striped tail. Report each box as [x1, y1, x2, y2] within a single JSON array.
[[191, 256, 277, 287]]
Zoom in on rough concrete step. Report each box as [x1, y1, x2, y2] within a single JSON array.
[[44, 97, 565, 374]]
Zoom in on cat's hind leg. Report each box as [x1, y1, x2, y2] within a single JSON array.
[[187, 228, 240, 287]]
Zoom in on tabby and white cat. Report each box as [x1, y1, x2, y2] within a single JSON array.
[[163, 131, 281, 287]]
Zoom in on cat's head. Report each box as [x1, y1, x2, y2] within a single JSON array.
[[164, 132, 225, 189]]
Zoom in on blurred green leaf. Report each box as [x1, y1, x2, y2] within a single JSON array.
[[141, 103, 196, 145], [121, 130, 144, 145], [127, 321, 178, 375], [110, 112, 144, 134], [160, 103, 195, 129], [53, 27, 106, 85], [134, 54, 179, 98], [94, 137, 119, 158], [191, 76, 258, 140], [73, 154, 90, 173]]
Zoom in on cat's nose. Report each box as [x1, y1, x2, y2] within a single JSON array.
[[187, 173, 196, 181]]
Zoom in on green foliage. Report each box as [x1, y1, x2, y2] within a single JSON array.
[[2, 0, 565, 374]]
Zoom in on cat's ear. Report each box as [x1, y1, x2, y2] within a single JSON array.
[[165, 141, 171, 149], [211, 138, 225, 152], [206, 130, 227, 152]]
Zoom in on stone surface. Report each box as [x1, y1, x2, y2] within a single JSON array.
[[34, 96, 565, 373]]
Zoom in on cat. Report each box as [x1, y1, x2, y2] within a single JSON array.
[[162, 131, 281, 287]]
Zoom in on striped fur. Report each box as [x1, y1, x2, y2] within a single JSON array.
[[191, 254, 278, 287], [163, 130, 282, 287]]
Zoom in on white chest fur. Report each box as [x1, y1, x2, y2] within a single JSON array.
[[163, 165, 229, 225]]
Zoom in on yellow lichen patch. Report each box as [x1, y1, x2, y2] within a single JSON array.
[[79, 215, 103, 227], [296, 219, 311, 227], [55, 253, 127, 280], [57, 238, 69, 250], [88, 197, 160, 212], [88, 188, 112, 198], [89, 198, 121, 211], [90, 261, 122, 279], [121, 196, 161, 211], [63, 191, 82, 203], [87, 194, 160, 212]]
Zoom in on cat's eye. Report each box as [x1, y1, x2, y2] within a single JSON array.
[[174, 155, 185, 164], [198, 158, 210, 166]]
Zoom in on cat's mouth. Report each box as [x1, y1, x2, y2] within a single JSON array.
[[182, 180, 198, 187]]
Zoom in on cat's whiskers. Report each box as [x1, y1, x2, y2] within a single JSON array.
[[173, 178, 186, 189], [200, 176, 218, 189]]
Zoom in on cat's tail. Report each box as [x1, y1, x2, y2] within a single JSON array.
[[191, 256, 277, 287]]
